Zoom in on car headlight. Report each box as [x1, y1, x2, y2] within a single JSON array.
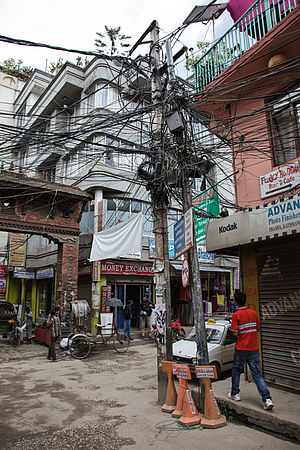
[[191, 357, 197, 364]]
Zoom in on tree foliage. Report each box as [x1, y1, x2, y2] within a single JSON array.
[[186, 42, 210, 72], [95, 26, 131, 56]]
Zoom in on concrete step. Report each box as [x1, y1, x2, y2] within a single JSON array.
[[192, 378, 300, 443]]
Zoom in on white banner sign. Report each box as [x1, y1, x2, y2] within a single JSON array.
[[259, 162, 300, 199], [206, 194, 300, 251]]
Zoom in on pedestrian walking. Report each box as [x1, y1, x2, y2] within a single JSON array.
[[228, 291, 274, 410], [140, 296, 154, 338], [19, 306, 33, 344], [124, 300, 134, 341], [47, 309, 61, 362]]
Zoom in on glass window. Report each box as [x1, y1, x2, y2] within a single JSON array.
[[116, 199, 130, 222], [105, 137, 118, 166], [105, 199, 117, 229], [131, 200, 141, 213], [270, 85, 300, 165], [95, 83, 108, 108], [80, 201, 94, 234]]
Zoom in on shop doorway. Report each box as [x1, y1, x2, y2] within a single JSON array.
[[112, 283, 153, 329], [126, 285, 140, 328], [38, 281, 53, 318]]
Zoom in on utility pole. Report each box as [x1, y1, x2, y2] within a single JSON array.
[[150, 21, 173, 405], [165, 41, 208, 366]]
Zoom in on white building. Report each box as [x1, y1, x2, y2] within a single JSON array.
[[7, 56, 238, 327]]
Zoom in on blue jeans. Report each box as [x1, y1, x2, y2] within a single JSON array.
[[231, 349, 271, 402], [124, 319, 131, 339]]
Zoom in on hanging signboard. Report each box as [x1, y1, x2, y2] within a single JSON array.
[[101, 285, 111, 313], [181, 257, 189, 287], [149, 239, 175, 259], [193, 187, 219, 244], [259, 161, 300, 199], [36, 267, 54, 279], [8, 234, 27, 267], [174, 208, 193, 259], [14, 267, 35, 279], [197, 245, 214, 264]]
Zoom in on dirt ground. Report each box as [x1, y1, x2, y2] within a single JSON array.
[[0, 338, 298, 450]]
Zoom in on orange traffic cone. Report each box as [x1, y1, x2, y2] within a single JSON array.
[[200, 378, 227, 429], [172, 377, 188, 418], [161, 361, 177, 413], [178, 388, 202, 426]]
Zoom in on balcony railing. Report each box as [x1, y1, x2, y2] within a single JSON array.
[[194, 0, 298, 92]]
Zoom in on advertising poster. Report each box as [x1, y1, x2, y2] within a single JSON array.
[[8, 234, 27, 267], [193, 187, 219, 244], [0, 265, 7, 301]]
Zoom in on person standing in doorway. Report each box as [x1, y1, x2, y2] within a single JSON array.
[[228, 291, 274, 410], [19, 306, 33, 344], [140, 296, 154, 338], [124, 300, 134, 341], [47, 309, 61, 362]]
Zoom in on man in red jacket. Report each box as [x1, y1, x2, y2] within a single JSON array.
[[228, 291, 274, 410]]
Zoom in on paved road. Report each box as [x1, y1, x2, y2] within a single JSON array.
[[0, 338, 298, 449]]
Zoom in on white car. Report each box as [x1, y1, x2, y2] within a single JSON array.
[[172, 319, 236, 377]]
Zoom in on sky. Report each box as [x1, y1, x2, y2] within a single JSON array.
[[0, 0, 233, 78]]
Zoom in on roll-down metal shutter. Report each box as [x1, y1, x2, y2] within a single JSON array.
[[257, 237, 300, 390]]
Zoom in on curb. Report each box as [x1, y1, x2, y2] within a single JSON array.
[[217, 397, 300, 443]]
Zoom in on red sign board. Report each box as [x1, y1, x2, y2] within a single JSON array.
[[100, 261, 153, 276], [0, 265, 7, 301], [181, 257, 189, 288], [101, 285, 111, 312]]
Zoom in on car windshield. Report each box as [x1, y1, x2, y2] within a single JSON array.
[[184, 326, 223, 344]]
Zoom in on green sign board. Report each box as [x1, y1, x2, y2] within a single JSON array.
[[192, 187, 220, 244]]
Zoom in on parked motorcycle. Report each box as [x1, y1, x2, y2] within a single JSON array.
[[151, 320, 186, 344]]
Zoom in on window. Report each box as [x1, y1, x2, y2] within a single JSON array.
[[64, 153, 77, 180], [269, 86, 300, 165], [103, 199, 154, 236], [56, 111, 70, 133], [38, 167, 56, 182], [105, 137, 118, 166], [80, 201, 94, 233], [86, 83, 119, 112]]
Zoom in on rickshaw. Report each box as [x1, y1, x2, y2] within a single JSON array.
[[0, 302, 19, 345]]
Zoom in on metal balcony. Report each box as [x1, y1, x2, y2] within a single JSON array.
[[194, 0, 298, 91]]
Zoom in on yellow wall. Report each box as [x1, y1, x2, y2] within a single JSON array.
[[91, 261, 106, 334], [242, 247, 261, 350], [7, 275, 20, 304], [31, 280, 38, 321]]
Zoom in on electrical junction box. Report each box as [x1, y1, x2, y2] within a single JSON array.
[[166, 111, 184, 133]]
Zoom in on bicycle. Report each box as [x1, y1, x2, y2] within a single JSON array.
[[67, 321, 129, 359], [8, 320, 21, 346]]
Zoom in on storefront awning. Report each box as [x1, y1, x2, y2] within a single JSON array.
[[206, 193, 300, 252], [171, 264, 231, 273]]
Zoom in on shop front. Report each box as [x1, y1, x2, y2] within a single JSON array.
[[36, 266, 55, 320], [93, 260, 153, 330], [170, 264, 235, 325], [206, 193, 300, 391]]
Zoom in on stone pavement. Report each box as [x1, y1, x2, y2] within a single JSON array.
[[211, 378, 300, 442]]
